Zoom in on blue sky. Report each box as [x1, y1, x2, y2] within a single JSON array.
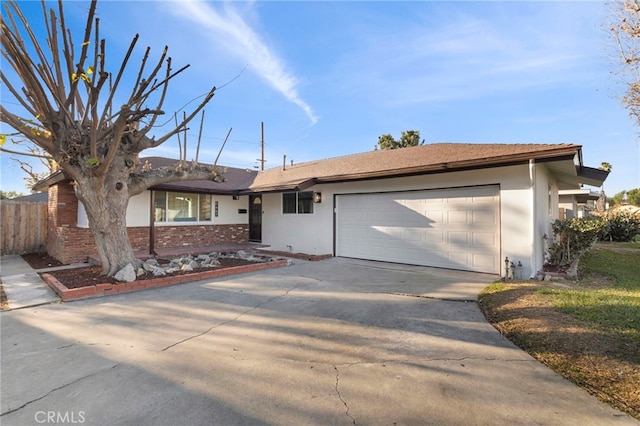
[[1, 0, 639, 197]]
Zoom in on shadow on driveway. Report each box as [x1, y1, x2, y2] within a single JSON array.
[[1, 258, 636, 425]]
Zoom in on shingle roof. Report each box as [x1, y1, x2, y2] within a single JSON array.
[[141, 157, 258, 195], [248, 143, 582, 192], [33, 144, 596, 195]]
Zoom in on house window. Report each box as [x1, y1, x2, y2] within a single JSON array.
[[154, 191, 212, 222], [282, 191, 313, 214]]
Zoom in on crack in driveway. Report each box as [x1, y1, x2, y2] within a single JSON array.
[[334, 365, 356, 425], [380, 291, 477, 303], [0, 365, 119, 417]]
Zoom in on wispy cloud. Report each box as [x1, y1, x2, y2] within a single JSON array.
[[171, 0, 318, 125], [336, 5, 599, 107]]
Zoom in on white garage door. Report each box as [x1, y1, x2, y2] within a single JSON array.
[[335, 186, 500, 273]]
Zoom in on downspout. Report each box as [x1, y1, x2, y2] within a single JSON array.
[[149, 190, 156, 256], [529, 159, 537, 278]]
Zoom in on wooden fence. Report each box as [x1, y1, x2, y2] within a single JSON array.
[[1, 201, 47, 255]]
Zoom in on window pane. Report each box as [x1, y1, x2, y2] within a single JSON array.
[[283, 192, 297, 214], [199, 194, 212, 221], [298, 191, 313, 214], [168, 192, 197, 221], [154, 191, 166, 222]]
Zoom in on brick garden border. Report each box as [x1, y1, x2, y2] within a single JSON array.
[[42, 259, 290, 302]]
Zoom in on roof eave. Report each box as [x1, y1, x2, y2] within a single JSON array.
[[32, 170, 69, 192], [247, 149, 583, 193], [576, 166, 609, 187]]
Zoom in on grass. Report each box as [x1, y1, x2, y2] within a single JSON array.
[[540, 243, 640, 341], [579, 245, 640, 289], [539, 288, 640, 341], [478, 242, 640, 420]]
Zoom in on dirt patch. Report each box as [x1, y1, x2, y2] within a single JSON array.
[[22, 252, 66, 269], [479, 282, 640, 420], [0, 283, 8, 310], [45, 257, 260, 289]]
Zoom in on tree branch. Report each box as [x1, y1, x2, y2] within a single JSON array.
[[127, 164, 224, 196]]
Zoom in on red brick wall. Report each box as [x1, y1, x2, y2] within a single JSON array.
[[47, 181, 80, 262], [47, 182, 249, 264], [49, 223, 250, 264]]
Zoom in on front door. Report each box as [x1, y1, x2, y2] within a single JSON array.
[[249, 194, 262, 242]]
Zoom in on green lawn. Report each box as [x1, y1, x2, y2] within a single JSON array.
[[538, 244, 640, 342]]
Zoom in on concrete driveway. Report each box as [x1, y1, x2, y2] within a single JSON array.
[[1, 258, 636, 425]]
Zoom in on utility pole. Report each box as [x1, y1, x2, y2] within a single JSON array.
[[257, 121, 266, 171]]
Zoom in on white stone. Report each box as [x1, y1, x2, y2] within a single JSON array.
[[152, 267, 166, 277], [114, 263, 136, 282]]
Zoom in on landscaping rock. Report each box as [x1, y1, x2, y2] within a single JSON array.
[[152, 266, 166, 277], [203, 258, 220, 267], [114, 263, 136, 282], [143, 262, 157, 272], [181, 264, 194, 272]]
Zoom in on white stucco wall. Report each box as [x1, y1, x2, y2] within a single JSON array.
[[77, 191, 249, 227], [532, 163, 559, 275], [261, 164, 557, 278]]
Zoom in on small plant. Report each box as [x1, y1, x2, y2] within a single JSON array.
[[545, 216, 607, 277]]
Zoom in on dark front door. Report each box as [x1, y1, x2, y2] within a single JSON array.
[[249, 194, 262, 242]]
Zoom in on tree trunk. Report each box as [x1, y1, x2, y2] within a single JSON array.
[[565, 258, 580, 279], [75, 171, 139, 276]]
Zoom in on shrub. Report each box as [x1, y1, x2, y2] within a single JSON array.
[[599, 211, 640, 242], [545, 217, 607, 275]]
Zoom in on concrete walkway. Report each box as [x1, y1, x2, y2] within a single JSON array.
[[1, 257, 637, 425], [0, 255, 62, 310]]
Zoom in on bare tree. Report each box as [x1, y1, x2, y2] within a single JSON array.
[[0, 0, 223, 275], [611, 0, 640, 125], [1, 141, 58, 188]]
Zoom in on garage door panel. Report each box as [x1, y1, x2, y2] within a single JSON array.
[[336, 186, 500, 273]]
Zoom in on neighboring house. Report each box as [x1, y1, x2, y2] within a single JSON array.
[[34, 143, 608, 278], [9, 192, 48, 203], [559, 189, 601, 219], [608, 203, 640, 216]]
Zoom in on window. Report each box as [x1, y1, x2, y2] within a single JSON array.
[[282, 191, 313, 214], [154, 191, 212, 222]]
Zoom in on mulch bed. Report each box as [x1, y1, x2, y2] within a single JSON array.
[[21, 251, 328, 291], [22, 252, 66, 269], [44, 257, 262, 289]]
